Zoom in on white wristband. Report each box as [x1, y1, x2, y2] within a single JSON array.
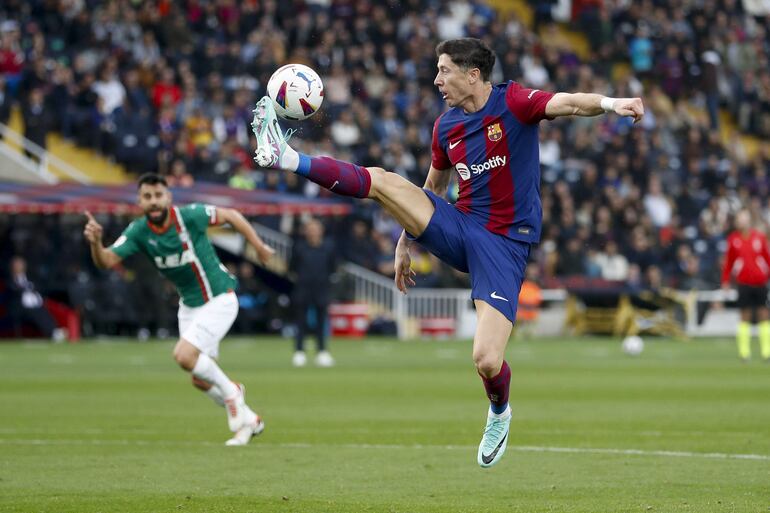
[[601, 97, 617, 113]]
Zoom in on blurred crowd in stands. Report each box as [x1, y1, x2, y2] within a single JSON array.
[[2, 0, 770, 336]]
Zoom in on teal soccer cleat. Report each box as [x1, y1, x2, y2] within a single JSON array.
[[477, 406, 511, 468], [251, 96, 295, 169]]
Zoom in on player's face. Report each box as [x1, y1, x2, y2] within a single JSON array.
[[138, 183, 171, 226], [434, 54, 473, 108]]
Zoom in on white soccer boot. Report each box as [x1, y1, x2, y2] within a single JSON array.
[[315, 350, 335, 368], [225, 410, 265, 446], [292, 351, 307, 367]]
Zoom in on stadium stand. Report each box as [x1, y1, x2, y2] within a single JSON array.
[[0, 0, 769, 336]]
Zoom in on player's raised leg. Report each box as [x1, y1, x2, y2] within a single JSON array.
[[251, 97, 434, 238], [173, 340, 245, 429], [192, 375, 226, 407], [174, 340, 264, 446], [175, 292, 265, 444], [192, 376, 249, 409], [472, 300, 514, 468]]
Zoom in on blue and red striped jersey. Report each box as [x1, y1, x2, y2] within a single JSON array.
[[431, 81, 554, 243]]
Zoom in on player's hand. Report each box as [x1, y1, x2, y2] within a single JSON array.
[[394, 247, 416, 294], [83, 211, 103, 245], [256, 244, 275, 265], [614, 98, 644, 124]]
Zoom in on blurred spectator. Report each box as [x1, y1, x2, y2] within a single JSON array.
[[342, 219, 377, 270], [643, 176, 672, 228], [165, 159, 195, 188], [556, 237, 587, 276], [515, 266, 543, 339], [93, 61, 126, 118], [21, 88, 50, 161], [0, 76, 10, 130], [7, 256, 57, 339], [234, 262, 269, 334], [593, 241, 629, 281], [228, 165, 256, 190], [288, 218, 337, 368]]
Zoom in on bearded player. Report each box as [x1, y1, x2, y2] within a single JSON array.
[[83, 173, 275, 446], [252, 37, 643, 467]]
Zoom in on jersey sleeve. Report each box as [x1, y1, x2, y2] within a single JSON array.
[[761, 234, 770, 268], [431, 117, 452, 170], [109, 222, 141, 259], [505, 81, 555, 124], [182, 203, 218, 233]]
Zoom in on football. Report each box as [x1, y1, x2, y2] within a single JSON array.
[[266, 64, 324, 121], [622, 335, 644, 356]]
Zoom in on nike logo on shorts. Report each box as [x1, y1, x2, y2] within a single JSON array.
[[481, 432, 508, 465], [490, 291, 509, 302]]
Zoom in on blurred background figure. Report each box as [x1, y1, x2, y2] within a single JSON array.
[[289, 218, 337, 367], [7, 255, 59, 340], [21, 87, 50, 162], [515, 266, 543, 339], [721, 209, 770, 362]]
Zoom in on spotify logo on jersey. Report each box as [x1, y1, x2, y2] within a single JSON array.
[[456, 155, 507, 181]]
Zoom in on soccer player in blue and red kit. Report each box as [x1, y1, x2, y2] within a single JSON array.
[[252, 38, 644, 467]]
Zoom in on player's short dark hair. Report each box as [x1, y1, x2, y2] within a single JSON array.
[[435, 38, 495, 82], [137, 173, 168, 189]]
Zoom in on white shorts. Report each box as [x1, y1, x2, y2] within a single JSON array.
[[178, 291, 238, 359]]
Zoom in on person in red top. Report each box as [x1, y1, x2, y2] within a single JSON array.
[[721, 209, 770, 361]]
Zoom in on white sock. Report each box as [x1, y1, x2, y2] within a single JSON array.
[[192, 354, 239, 400], [280, 144, 299, 171], [205, 385, 225, 407]]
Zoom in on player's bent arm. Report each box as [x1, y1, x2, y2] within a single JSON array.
[[216, 207, 274, 263], [90, 244, 122, 269], [424, 165, 452, 199], [545, 93, 644, 122]]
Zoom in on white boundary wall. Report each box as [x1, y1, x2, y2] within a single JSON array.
[[342, 263, 742, 339]]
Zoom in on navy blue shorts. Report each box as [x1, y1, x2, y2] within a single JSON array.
[[406, 190, 531, 323]]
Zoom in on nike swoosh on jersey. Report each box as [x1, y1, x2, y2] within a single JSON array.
[[490, 291, 509, 302], [481, 432, 508, 465], [448, 139, 461, 149], [527, 89, 540, 99]]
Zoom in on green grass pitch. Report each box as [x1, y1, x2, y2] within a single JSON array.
[[0, 336, 768, 513]]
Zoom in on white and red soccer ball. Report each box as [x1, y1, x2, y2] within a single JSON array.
[[266, 64, 324, 121]]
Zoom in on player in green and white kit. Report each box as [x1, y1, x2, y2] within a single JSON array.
[[83, 173, 275, 446]]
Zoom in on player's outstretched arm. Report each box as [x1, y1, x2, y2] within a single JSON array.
[[83, 211, 122, 269], [545, 93, 644, 123], [215, 207, 275, 265]]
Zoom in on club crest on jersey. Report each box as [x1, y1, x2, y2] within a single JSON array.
[[487, 123, 502, 141]]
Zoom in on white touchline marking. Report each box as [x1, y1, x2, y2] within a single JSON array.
[[0, 438, 767, 462]]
